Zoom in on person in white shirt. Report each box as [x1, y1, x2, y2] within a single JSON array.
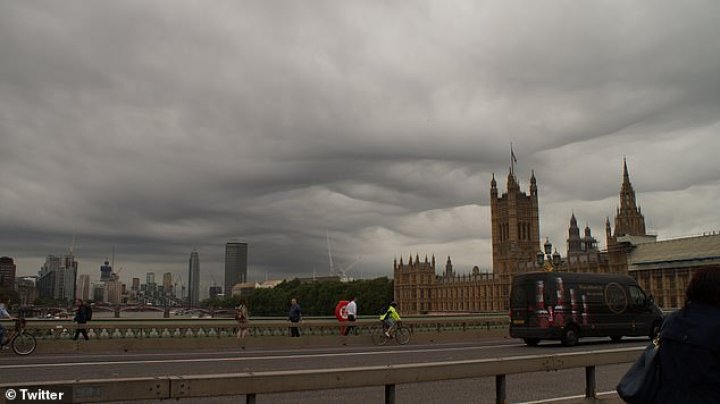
[[0, 298, 14, 348], [345, 297, 357, 336]]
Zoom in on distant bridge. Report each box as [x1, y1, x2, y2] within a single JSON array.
[[24, 305, 235, 318]]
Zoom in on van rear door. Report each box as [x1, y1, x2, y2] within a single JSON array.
[[510, 277, 538, 327]]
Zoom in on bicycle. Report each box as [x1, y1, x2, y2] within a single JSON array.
[[1, 318, 37, 355], [371, 321, 411, 346]]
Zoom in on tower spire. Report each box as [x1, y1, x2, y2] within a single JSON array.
[[614, 158, 646, 237], [623, 157, 629, 183]]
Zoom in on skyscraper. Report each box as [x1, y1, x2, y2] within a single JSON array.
[[188, 250, 200, 306], [144, 272, 157, 301], [106, 274, 123, 305], [100, 260, 112, 282], [62, 252, 78, 302], [224, 242, 248, 295], [92, 283, 105, 302], [162, 272, 173, 296], [37, 255, 60, 300], [0, 256, 16, 290]]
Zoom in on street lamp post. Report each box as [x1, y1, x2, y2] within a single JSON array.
[[537, 237, 562, 271]]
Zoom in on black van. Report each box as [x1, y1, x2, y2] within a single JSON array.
[[509, 272, 663, 346]]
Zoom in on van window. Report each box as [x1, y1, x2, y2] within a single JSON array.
[[628, 285, 646, 306], [511, 279, 552, 310], [510, 284, 529, 307]]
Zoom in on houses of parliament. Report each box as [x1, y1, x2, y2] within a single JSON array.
[[394, 159, 720, 314]]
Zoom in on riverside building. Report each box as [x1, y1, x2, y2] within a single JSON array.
[[394, 159, 720, 314]]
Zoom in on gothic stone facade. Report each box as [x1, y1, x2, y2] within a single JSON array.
[[394, 255, 505, 314], [394, 160, 720, 314]]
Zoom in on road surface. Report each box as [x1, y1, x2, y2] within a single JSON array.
[[0, 336, 645, 403]]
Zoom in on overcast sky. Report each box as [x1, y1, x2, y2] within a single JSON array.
[[2, 1, 719, 294]]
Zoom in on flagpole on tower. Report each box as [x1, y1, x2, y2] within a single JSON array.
[[510, 142, 517, 176]]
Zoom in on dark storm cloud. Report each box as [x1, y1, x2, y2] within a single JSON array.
[[1, 1, 719, 292]]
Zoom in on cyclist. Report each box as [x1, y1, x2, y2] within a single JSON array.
[[0, 297, 14, 349], [380, 301, 401, 337]]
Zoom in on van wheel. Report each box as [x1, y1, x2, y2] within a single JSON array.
[[649, 320, 661, 341], [561, 326, 579, 347], [523, 338, 540, 346]]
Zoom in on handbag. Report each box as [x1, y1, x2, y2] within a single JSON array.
[[616, 338, 661, 403]]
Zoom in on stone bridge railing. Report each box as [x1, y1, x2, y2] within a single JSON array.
[[6, 316, 509, 341]]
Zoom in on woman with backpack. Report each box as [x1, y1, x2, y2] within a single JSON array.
[[235, 299, 250, 339]]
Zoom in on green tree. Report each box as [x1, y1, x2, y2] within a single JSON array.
[[245, 277, 393, 317]]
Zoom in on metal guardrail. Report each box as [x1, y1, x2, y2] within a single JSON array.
[[0, 346, 641, 404]]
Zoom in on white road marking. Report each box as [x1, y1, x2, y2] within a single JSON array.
[[0, 343, 521, 370]]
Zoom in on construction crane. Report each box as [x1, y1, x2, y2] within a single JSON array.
[[327, 230, 335, 276], [113, 267, 124, 277]]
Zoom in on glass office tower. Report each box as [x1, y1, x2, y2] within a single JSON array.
[[224, 242, 247, 295], [188, 250, 200, 306]]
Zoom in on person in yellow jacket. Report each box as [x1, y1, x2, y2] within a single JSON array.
[[380, 302, 401, 337]]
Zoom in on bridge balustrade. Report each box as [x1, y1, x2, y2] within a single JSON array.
[[2, 316, 509, 340]]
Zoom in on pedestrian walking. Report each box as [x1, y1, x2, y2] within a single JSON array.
[[288, 298, 302, 337], [0, 297, 14, 350], [73, 299, 92, 341], [345, 297, 357, 336], [235, 300, 250, 339]]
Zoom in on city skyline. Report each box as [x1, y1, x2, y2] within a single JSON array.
[[2, 2, 719, 284]]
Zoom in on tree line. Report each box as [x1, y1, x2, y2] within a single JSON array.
[[201, 277, 394, 317]]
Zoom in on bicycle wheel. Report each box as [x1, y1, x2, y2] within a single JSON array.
[[395, 326, 411, 345], [371, 327, 388, 346], [12, 333, 37, 356]]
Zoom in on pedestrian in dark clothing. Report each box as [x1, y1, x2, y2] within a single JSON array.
[[288, 298, 302, 337], [73, 299, 92, 341], [653, 267, 720, 403]]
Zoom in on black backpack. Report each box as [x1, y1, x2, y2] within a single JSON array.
[[85, 305, 93, 321]]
